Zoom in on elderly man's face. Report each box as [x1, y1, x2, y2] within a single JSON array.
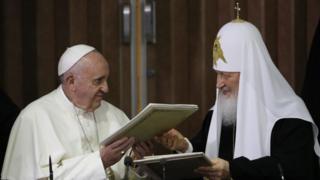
[[72, 52, 109, 112], [216, 71, 240, 98]]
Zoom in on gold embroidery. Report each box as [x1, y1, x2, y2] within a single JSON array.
[[57, 160, 63, 168], [213, 36, 227, 66], [106, 167, 115, 180]]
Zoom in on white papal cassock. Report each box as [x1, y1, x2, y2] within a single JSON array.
[[2, 85, 129, 180]]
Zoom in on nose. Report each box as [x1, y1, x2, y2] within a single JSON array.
[[101, 80, 109, 93], [216, 74, 224, 89]]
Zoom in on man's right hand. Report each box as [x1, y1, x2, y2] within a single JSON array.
[[194, 158, 231, 180], [155, 129, 189, 152], [100, 137, 135, 168]]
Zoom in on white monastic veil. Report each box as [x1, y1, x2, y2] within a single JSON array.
[[205, 21, 320, 160]]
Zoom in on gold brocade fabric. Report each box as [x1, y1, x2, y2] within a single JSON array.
[[106, 167, 115, 180]]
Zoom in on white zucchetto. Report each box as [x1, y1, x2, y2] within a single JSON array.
[[58, 44, 95, 76]]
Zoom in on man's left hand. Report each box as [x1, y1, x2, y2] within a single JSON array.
[[132, 140, 154, 159], [195, 158, 231, 180]]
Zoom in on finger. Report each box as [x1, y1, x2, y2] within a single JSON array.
[[212, 158, 220, 165], [137, 142, 149, 152], [169, 129, 181, 138], [196, 166, 216, 173], [112, 137, 135, 152], [212, 158, 224, 166], [109, 137, 129, 149], [128, 137, 136, 145], [139, 142, 154, 156], [133, 144, 144, 154], [146, 140, 154, 149], [132, 147, 143, 159], [133, 152, 142, 159], [171, 139, 178, 150], [168, 140, 175, 150], [167, 129, 175, 135], [123, 137, 135, 148], [123, 138, 136, 151], [144, 141, 154, 153]]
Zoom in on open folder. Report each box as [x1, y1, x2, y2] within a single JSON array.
[[100, 103, 198, 146], [133, 152, 212, 180]]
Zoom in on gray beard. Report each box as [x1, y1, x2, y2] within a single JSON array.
[[219, 92, 237, 126]]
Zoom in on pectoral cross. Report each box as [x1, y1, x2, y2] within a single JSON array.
[[234, 2, 241, 20]]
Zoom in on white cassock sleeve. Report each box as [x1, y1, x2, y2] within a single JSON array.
[[1, 109, 107, 180], [50, 151, 106, 179]]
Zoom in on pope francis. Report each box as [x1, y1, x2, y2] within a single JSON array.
[[1, 44, 140, 180]]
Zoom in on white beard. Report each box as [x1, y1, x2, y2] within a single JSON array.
[[219, 91, 237, 126]]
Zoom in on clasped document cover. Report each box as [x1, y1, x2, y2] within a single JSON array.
[[100, 103, 198, 146], [133, 152, 212, 180]]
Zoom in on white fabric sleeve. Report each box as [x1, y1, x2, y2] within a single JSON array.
[[184, 137, 194, 153], [176, 137, 193, 153], [50, 151, 106, 179]]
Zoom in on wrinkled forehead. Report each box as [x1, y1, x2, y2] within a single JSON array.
[[81, 51, 109, 71]]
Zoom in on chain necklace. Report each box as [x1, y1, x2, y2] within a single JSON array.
[[73, 106, 99, 153], [73, 106, 115, 180]]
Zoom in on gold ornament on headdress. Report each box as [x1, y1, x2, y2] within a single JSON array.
[[232, 1, 245, 23], [212, 36, 227, 66]]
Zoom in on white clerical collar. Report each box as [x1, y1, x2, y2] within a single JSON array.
[[57, 85, 88, 115], [73, 106, 89, 116]]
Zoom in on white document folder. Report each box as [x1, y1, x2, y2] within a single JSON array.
[[100, 103, 198, 146]]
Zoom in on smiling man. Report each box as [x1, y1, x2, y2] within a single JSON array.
[[1, 44, 137, 179], [158, 20, 320, 180]]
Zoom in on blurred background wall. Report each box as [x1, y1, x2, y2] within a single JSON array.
[[1, 0, 320, 138]]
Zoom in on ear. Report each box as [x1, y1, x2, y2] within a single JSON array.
[[65, 74, 76, 92]]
